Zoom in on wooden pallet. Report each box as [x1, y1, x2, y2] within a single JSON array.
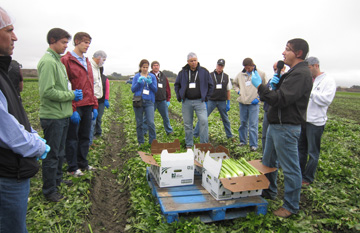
[[146, 168, 268, 223]]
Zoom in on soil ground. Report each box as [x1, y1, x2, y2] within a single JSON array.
[[85, 89, 131, 233]]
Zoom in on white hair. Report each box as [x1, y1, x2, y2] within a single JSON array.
[[306, 57, 320, 66], [93, 50, 107, 59], [187, 52, 197, 60]]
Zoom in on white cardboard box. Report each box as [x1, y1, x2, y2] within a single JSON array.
[[138, 149, 194, 188], [201, 155, 277, 200], [193, 143, 229, 174]]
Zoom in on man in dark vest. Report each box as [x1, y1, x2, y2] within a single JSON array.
[[143, 61, 174, 135], [8, 59, 23, 96], [0, 7, 49, 233], [194, 59, 234, 139]]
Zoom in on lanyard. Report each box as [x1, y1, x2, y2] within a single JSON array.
[[188, 70, 198, 83], [213, 72, 223, 84], [312, 75, 325, 91]]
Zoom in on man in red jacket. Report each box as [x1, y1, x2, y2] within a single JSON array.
[[61, 32, 98, 176]]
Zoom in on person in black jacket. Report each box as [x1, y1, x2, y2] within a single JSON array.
[[251, 38, 312, 218], [0, 7, 49, 233], [174, 52, 214, 148]]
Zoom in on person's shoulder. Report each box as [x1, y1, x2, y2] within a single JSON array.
[[149, 73, 156, 78], [60, 52, 71, 61]]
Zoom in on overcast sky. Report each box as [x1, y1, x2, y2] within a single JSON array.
[[3, 0, 360, 87]]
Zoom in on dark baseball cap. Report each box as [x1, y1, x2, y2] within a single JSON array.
[[217, 59, 225, 66]]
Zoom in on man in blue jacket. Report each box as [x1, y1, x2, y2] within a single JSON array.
[[175, 52, 214, 148]]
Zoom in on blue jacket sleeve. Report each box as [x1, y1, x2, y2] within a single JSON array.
[[131, 73, 143, 94], [149, 74, 157, 93], [207, 72, 214, 101], [0, 91, 46, 158]]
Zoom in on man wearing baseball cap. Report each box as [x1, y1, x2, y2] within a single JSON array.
[[194, 59, 233, 139]]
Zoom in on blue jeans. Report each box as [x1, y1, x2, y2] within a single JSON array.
[[194, 100, 233, 138], [143, 100, 173, 134], [40, 118, 69, 196], [298, 122, 325, 183], [0, 177, 30, 233], [262, 111, 269, 153], [262, 124, 302, 214], [65, 105, 92, 172], [134, 99, 156, 144], [182, 99, 208, 147], [89, 101, 105, 145], [238, 103, 260, 148]]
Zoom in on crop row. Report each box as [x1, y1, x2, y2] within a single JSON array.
[[22, 81, 359, 232]]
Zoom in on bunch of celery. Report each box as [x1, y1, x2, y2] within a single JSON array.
[[153, 154, 161, 166], [219, 158, 261, 178]]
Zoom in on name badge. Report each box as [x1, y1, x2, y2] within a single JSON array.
[[143, 89, 150, 95], [189, 83, 196, 88], [245, 81, 251, 86], [158, 83, 163, 88], [216, 84, 222, 89]]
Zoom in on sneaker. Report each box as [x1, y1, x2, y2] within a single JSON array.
[[238, 143, 246, 147], [45, 192, 65, 202], [82, 165, 97, 171], [273, 207, 293, 218], [250, 146, 257, 152], [67, 169, 84, 177]]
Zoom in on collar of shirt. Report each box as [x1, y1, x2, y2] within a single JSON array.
[[70, 50, 87, 70]]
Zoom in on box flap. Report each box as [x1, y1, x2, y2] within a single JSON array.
[[203, 152, 222, 178], [220, 175, 270, 192], [138, 151, 159, 166], [248, 160, 277, 174], [194, 143, 229, 166], [151, 139, 181, 154], [161, 149, 194, 167]]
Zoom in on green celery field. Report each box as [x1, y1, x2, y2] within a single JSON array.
[[21, 81, 359, 232]]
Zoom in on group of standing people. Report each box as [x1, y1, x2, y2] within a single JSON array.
[[0, 5, 338, 232], [0, 6, 112, 232], [38, 29, 111, 203], [132, 39, 336, 220]]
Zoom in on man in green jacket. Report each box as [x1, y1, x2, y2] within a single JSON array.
[[38, 28, 83, 202]]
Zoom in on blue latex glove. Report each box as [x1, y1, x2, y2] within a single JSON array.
[[270, 75, 280, 90], [73, 89, 83, 101], [251, 71, 262, 88], [226, 100, 230, 112], [138, 76, 144, 83], [70, 111, 81, 124], [37, 144, 50, 160], [205, 102, 208, 110], [166, 101, 170, 107], [92, 109, 98, 120], [146, 77, 152, 84], [251, 98, 259, 105], [238, 91, 240, 95], [104, 99, 110, 108]]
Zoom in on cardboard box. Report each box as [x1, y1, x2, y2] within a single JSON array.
[[138, 149, 195, 188], [193, 143, 229, 174], [202, 155, 277, 200], [151, 139, 181, 154]]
